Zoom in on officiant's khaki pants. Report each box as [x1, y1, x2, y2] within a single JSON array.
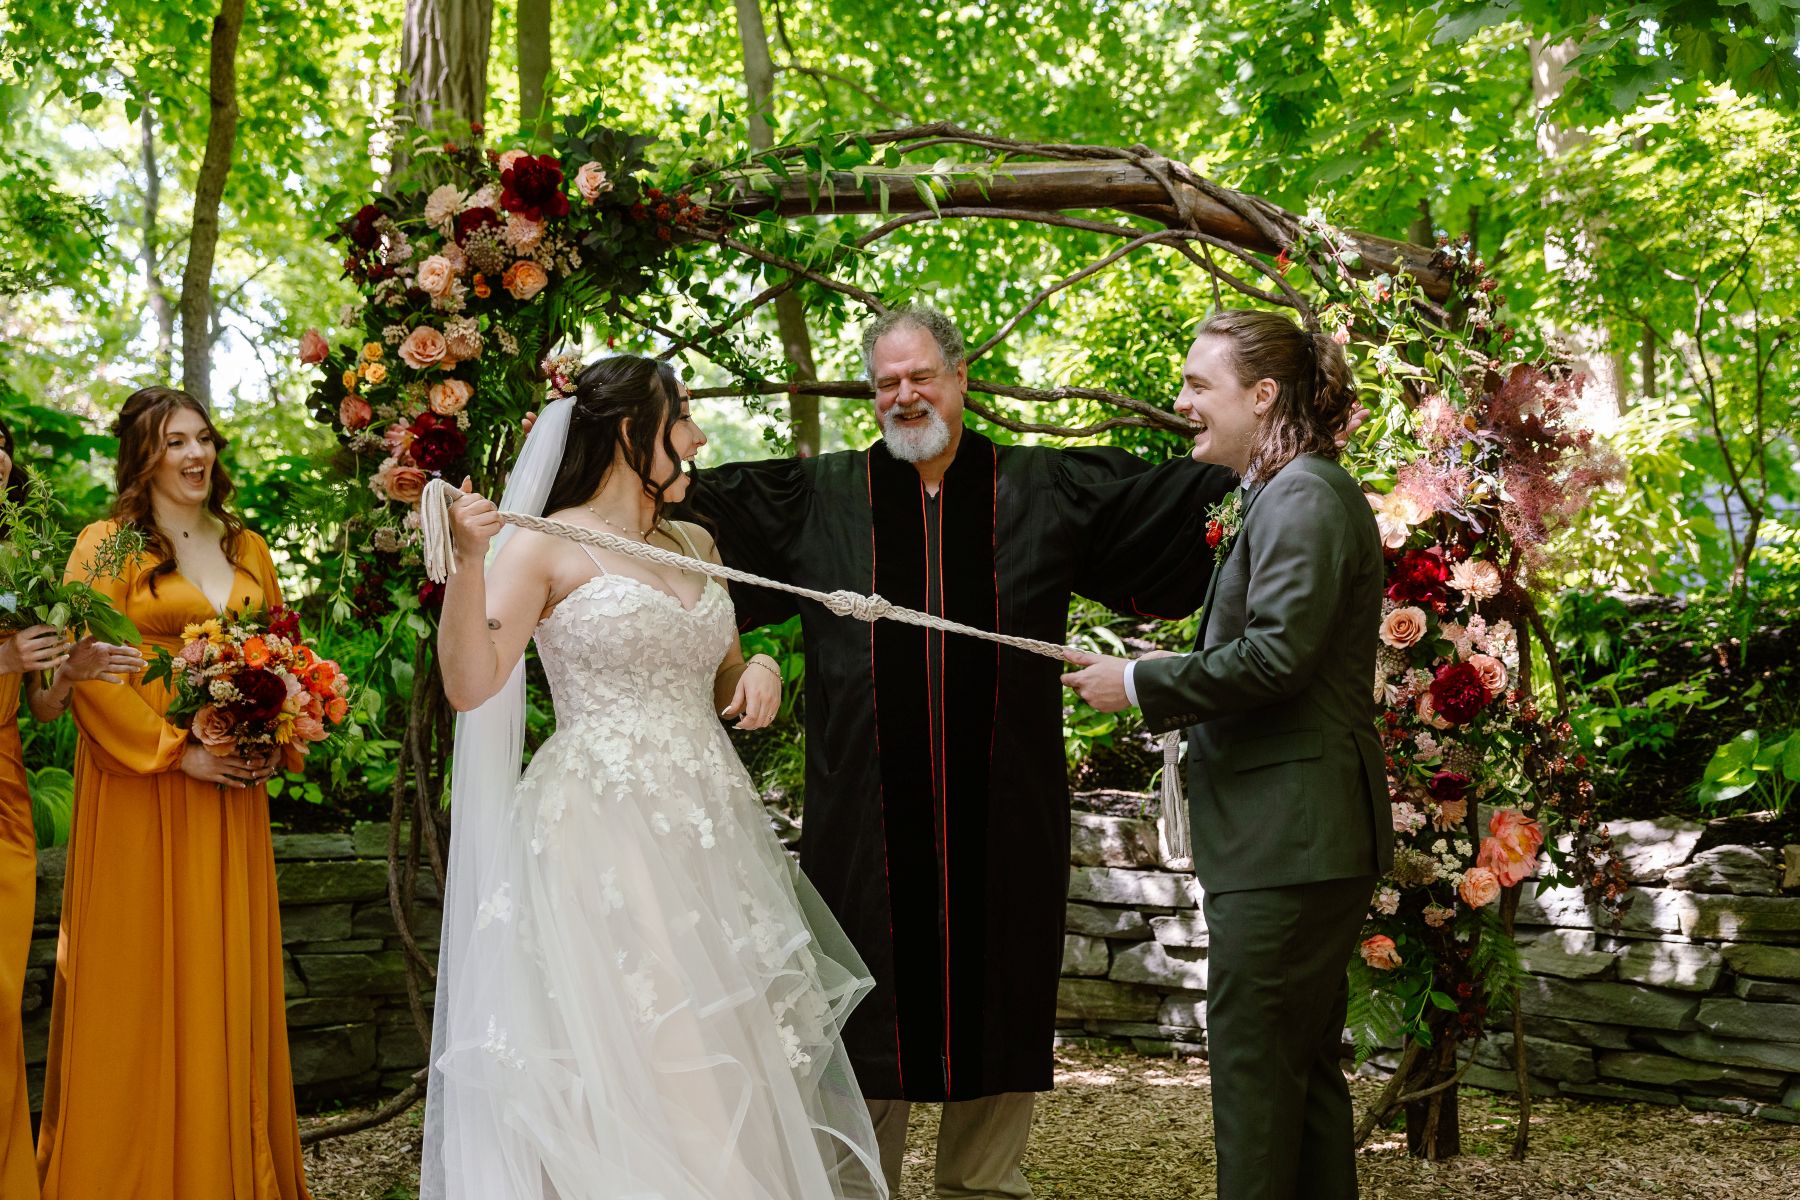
[[867, 1093, 1036, 1199]]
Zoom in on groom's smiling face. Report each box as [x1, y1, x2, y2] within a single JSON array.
[[1176, 334, 1273, 475]]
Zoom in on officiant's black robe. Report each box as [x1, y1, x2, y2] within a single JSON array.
[[687, 429, 1234, 1101]]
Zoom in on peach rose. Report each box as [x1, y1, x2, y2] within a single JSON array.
[[1458, 866, 1501, 908], [1467, 653, 1507, 697], [429, 379, 474, 416], [574, 161, 612, 203], [1359, 935, 1402, 971], [374, 459, 428, 505], [295, 713, 328, 744], [299, 328, 328, 364], [415, 254, 456, 300], [497, 148, 529, 172], [1380, 605, 1428, 650], [1477, 808, 1545, 887], [339, 396, 372, 431], [192, 705, 237, 756], [502, 260, 549, 300], [1450, 558, 1503, 602], [503, 213, 544, 253], [1416, 690, 1452, 730], [398, 325, 448, 370], [359, 360, 387, 386]]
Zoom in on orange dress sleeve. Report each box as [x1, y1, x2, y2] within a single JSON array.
[[64, 521, 190, 776]]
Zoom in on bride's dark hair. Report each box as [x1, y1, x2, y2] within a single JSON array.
[[541, 355, 686, 522]]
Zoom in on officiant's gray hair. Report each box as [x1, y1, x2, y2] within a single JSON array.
[[861, 304, 966, 379]]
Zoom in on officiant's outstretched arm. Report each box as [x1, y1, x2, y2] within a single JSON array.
[[1065, 309, 1392, 1200]]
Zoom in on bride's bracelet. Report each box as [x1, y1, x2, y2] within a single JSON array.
[[745, 654, 781, 681]]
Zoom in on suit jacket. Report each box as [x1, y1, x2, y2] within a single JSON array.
[[1134, 453, 1393, 894]]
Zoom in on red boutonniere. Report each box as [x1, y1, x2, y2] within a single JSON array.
[[1204, 489, 1245, 557]]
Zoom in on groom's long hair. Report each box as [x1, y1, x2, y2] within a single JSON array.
[[542, 355, 687, 522], [1200, 309, 1358, 481]]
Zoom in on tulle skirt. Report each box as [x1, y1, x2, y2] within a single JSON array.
[[423, 712, 885, 1200]]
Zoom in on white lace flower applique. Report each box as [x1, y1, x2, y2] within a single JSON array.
[[597, 868, 624, 914], [686, 803, 716, 849], [650, 811, 672, 836], [622, 960, 659, 1023], [482, 1016, 525, 1069], [476, 881, 513, 930]]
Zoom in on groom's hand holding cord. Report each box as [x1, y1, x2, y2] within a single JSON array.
[[1062, 648, 1175, 713]]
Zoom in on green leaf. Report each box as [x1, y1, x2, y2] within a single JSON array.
[[28, 766, 74, 849], [1781, 734, 1800, 784]]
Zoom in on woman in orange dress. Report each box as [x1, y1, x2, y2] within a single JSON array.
[[0, 415, 148, 1200], [35, 387, 312, 1200]]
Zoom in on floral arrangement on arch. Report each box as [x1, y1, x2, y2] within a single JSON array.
[[1289, 215, 1634, 1060], [300, 117, 716, 613]]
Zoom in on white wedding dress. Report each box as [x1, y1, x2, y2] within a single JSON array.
[[422, 542, 885, 1200]]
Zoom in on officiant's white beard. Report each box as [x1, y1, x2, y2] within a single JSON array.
[[880, 403, 953, 463]]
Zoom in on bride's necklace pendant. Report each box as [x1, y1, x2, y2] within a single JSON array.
[[588, 507, 655, 540]]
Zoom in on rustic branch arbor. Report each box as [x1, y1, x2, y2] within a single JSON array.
[[311, 123, 1502, 1152]]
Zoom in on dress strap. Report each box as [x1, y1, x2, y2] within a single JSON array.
[[664, 521, 699, 561], [575, 542, 611, 576]]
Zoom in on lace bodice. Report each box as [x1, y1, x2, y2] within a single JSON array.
[[533, 571, 736, 732]]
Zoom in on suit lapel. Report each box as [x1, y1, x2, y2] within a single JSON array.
[[1193, 481, 1261, 647]]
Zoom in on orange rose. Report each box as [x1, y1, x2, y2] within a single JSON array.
[[429, 379, 474, 416], [1477, 808, 1544, 887], [359, 360, 388, 386], [1359, 935, 1402, 971], [192, 705, 237, 757], [1380, 606, 1428, 650], [374, 460, 428, 505], [1467, 653, 1507, 697], [362, 342, 385, 362], [472, 273, 492, 299], [502, 260, 549, 300], [398, 325, 448, 370], [1458, 866, 1501, 908]]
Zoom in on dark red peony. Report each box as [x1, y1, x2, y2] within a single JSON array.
[[408, 413, 467, 475], [268, 606, 302, 641], [234, 668, 289, 723], [1426, 770, 1473, 805], [418, 579, 446, 610], [1428, 662, 1493, 726], [500, 155, 570, 223], [343, 203, 384, 250], [1386, 546, 1449, 604], [455, 206, 502, 244]]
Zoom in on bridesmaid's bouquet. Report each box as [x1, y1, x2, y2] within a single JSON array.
[[0, 475, 143, 644], [145, 606, 351, 756]]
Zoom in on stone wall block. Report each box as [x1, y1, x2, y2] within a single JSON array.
[[1055, 978, 1162, 1024], [287, 1023, 378, 1087], [293, 950, 411, 997], [1517, 930, 1617, 980], [1664, 845, 1779, 896], [1110, 941, 1207, 992], [1065, 904, 1150, 940], [1067, 866, 1197, 910], [1471, 1033, 1596, 1084], [1695, 998, 1800, 1043], [1614, 941, 1723, 992], [1149, 913, 1208, 948], [1061, 935, 1109, 978], [281, 904, 355, 946], [1069, 813, 1161, 870], [1517, 976, 1700, 1032], [276, 860, 391, 906]]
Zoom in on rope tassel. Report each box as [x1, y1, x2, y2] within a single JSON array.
[[1158, 730, 1191, 871]]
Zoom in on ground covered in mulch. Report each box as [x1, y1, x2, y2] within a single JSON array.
[[300, 1045, 1799, 1199]]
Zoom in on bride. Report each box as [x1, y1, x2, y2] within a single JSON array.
[[422, 354, 885, 1199]]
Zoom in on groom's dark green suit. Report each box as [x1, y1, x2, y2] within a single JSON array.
[[1133, 453, 1393, 1200]]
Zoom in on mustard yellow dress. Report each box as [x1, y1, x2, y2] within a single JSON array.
[[0, 644, 36, 1199], [36, 522, 311, 1199]]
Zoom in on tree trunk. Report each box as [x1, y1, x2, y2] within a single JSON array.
[[177, 0, 246, 406], [733, 0, 822, 456], [139, 97, 174, 379], [517, 0, 552, 139], [401, 0, 495, 135]]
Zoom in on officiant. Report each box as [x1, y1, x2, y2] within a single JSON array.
[[684, 305, 1235, 1196]]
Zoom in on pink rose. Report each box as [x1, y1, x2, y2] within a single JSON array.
[[574, 161, 612, 203], [501, 260, 549, 300], [398, 325, 448, 370], [1379, 606, 1428, 650], [503, 212, 544, 253], [497, 148, 529, 173], [299, 328, 328, 365], [1458, 866, 1501, 908], [429, 379, 474, 416], [339, 396, 373, 431], [178, 638, 209, 666], [1415, 690, 1452, 730], [295, 713, 328, 744], [1467, 653, 1508, 697], [374, 459, 428, 505], [1477, 808, 1544, 887], [415, 255, 457, 300], [1359, 935, 1402, 970], [192, 705, 237, 757]]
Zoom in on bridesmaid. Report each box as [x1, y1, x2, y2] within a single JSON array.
[[35, 388, 313, 1199], [0, 417, 145, 1200]]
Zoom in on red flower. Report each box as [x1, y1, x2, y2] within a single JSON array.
[[342, 203, 384, 250], [1428, 661, 1492, 726], [410, 424, 468, 475], [1206, 519, 1224, 548], [1386, 546, 1449, 604], [455, 206, 502, 245], [499, 154, 570, 223], [233, 668, 288, 723], [419, 579, 446, 610], [268, 607, 302, 641], [1426, 770, 1472, 805]]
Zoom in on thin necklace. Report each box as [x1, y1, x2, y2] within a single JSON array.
[[587, 506, 655, 540]]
